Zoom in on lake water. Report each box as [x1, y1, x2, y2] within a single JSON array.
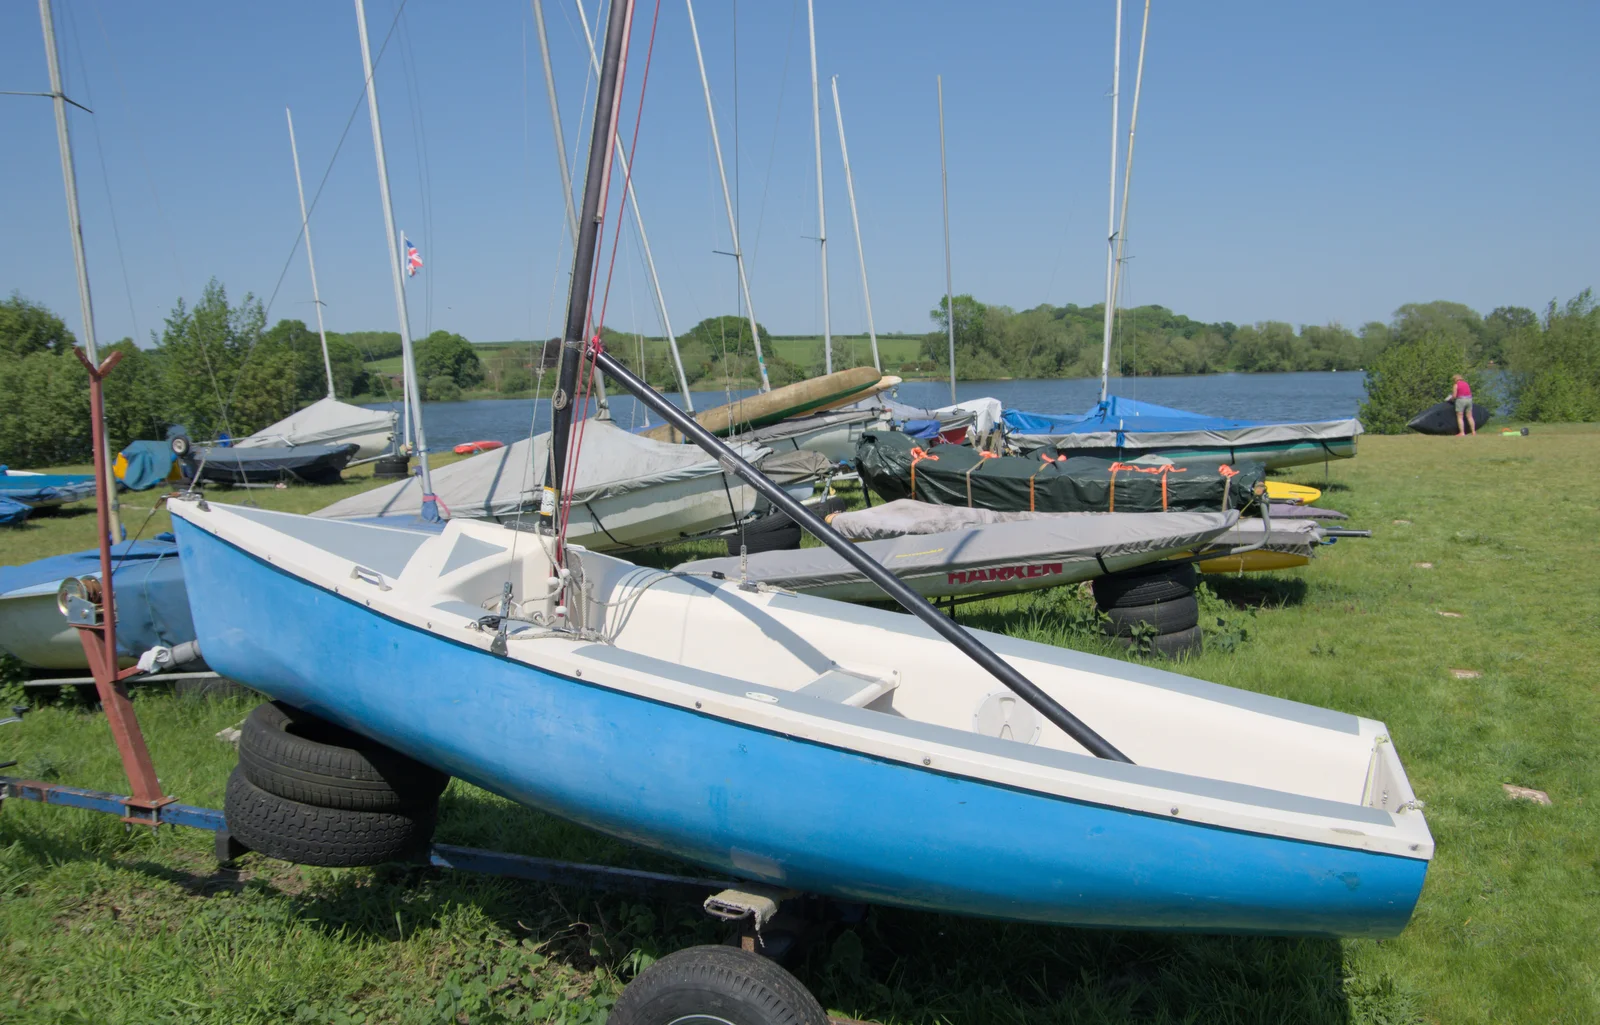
[[368, 371, 1369, 452]]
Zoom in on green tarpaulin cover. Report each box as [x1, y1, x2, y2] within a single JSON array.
[[855, 430, 1265, 514]]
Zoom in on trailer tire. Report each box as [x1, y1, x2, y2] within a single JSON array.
[[1102, 594, 1199, 637], [609, 944, 826, 1025], [224, 768, 435, 867], [372, 454, 411, 479], [1113, 624, 1204, 660], [1092, 562, 1197, 609], [239, 702, 448, 812]]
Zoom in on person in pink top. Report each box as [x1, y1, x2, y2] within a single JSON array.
[[1450, 374, 1476, 436]]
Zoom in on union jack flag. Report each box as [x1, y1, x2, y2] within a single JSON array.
[[404, 237, 423, 277]]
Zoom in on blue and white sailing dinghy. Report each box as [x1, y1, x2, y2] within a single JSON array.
[[168, 490, 1431, 935], [1004, 396, 1364, 470]]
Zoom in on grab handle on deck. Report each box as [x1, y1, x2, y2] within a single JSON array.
[[589, 347, 1132, 764]]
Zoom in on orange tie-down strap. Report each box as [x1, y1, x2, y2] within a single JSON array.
[[1107, 461, 1189, 512], [909, 446, 940, 500], [964, 450, 1000, 506], [1027, 452, 1070, 512]]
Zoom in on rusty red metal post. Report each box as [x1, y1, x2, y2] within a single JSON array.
[[71, 346, 170, 822]]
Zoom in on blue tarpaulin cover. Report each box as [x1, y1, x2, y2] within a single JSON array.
[[0, 467, 97, 507], [0, 496, 29, 527], [1002, 395, 1363, 452], [117, 440, 181, 491], [0, 535, 194, 657]]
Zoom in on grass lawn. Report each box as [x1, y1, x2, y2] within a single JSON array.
[[2, 425, 1597, 1023]]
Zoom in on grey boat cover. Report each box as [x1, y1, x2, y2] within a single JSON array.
[[1269, 502, 1348, 521], [1215, 517, 1324, 558], [235, 397, 397, 450], [314, 419, 767, 521], [675, 507, 1237, 602]]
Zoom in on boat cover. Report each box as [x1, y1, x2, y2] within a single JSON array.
[[188, 443, 358, 485], [0, 496, 29, 526], [1407, 401, 1490, 435], [856, 430, 1265, 513], [0, 536, 194, 660], [880, 396, 1003, 439], [675, 508, 1237, 602], [234, 397, 397, 451], [1269, 503, 1347, 521], [0, 469, 97, 507], [1215, 517, 1324, 558], [116, 440, 181, 491], [739, 407, 883, 448], [1003, 396, 1363, 451], [758, 450, 834, 485], [314, 418, 768, 521]]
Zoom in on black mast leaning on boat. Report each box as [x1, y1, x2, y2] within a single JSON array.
[[546, 0, 633, 527]]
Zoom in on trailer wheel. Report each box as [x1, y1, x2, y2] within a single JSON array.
[[1091, 561, 1197, 609], [239, 702, 448, 812], [1102, 594, 1199, 636], [224, 768, 435, 867], [609, 945, 826, 1025]]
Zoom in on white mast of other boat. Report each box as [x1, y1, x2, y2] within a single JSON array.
[[831, 75, 880, 372]]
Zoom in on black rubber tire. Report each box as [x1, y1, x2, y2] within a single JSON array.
[[1113, 624, 1204, 660], [727, 510, 804, 556], [239, 702, 448, 812], [1092, 562, 1197, 610], [372, 454, 411, 479], [170, 434, 191, 457], [1102, 594, 1200, 637], [609, 945, 826, 1025], [224, 768, 436, 867]]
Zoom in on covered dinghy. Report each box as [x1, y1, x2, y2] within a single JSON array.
[[314, 418, 771, 551], [0, 536, 194, 670], [1004, 396, 1362, 470], [0, 469, 96, 508], [676, 505, 1236, 602], [857, 430, 1264, 514], [234, 397, 398, 460]]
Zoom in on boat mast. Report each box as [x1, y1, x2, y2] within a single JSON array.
[[354, 0, 435, 517], [831, 76, 879, 372], [570, 0, 695, 412], [937, 75, 956, 404], [685, 0, 771, 393], [806, 0, 832, 375], [38, 0, 121, 540], [548, 0, 633, 518], [533, 0, 614, 422], [1111, 0, 1150, 312], [1097, 0, 1123, 404], [285, 108, 337, 400]]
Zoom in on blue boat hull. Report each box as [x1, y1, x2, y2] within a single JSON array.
[[174, 518, 1426, 937]]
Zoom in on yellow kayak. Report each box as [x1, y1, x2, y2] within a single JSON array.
[[1197, 550, 1312, 574], [1264, 481, 1321, 505]]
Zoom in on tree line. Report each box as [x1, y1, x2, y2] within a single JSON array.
[[0, 281, 486, 467], [3, 282, 1596, 466], [921, 296, 1540, 379]]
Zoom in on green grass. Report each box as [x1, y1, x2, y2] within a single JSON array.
[[3, 425, 1598, 1022]]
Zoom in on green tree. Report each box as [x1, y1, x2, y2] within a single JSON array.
[[925, 294, 987, 368], [416, 331, 483, 388], [424, 376, 462, 402], [1507, 291, 1600, 422], [1358, 334, 1477, 434], [0, 293, 75, 358], [154, 279, 268, 440], [1481, 305, 1537, 367]]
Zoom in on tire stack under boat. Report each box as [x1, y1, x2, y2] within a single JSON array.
[[1091, 561, 1202, 659], [226, 701, 448, 866]]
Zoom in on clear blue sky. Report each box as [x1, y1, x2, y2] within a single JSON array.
[[3, 1, 1595, 348]]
